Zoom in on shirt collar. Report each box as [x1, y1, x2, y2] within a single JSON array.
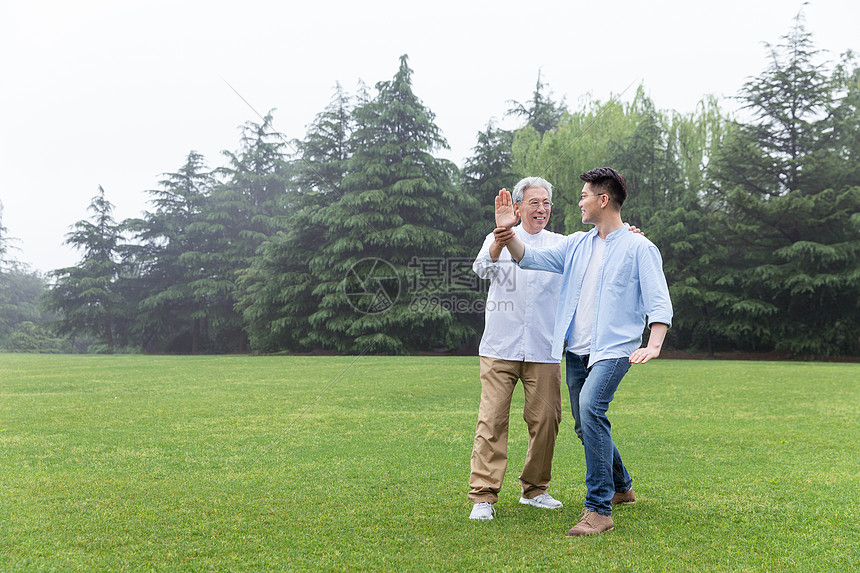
[[605, 223, 631, 241]]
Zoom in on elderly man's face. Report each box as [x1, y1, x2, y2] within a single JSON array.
[[516, 186, 552, 234]]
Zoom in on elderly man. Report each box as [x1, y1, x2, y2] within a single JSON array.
[[468, 176, 565, 520], [494, 167, 673, 536]]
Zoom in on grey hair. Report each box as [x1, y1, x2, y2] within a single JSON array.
[[511, 177, 553, 203]]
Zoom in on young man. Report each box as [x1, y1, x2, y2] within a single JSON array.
[[468, 177, 565, 520], [493, 167, 673, 536]]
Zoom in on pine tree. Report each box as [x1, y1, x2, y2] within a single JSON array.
[[306, 55, 477, 354], [43, 187, 127, 351], [506, 70, 567, 135], [462, 120, 515, 246], [295, 82, 353, 195], [237, 86, 354, 353], [126, 151, 215, 352], [735, 14, 831, 194], [711, 13, 860, 355], [201, 112, 294, 352]]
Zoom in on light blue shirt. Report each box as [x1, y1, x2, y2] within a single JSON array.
[[518, 224, 673, 362]]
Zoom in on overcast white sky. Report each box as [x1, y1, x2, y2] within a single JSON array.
[[2, 0, 858, 274]]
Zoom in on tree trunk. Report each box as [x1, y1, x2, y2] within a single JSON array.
[[192, 318, 200, 354]]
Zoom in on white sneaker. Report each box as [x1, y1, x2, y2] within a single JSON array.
[[469, 502, 496, 520], [519, 493, 563, 509]]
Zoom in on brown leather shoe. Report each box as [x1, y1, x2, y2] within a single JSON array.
[[611, 489, 636, 505], [565, 509, 614, 536]]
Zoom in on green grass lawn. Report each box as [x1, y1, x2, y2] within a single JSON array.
[[1, 354, 857, 572]]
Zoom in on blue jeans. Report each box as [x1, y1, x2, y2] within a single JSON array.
[[566, 353, 633, 516]]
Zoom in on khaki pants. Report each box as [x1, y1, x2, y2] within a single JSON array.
[[468, 357, 562, 503]]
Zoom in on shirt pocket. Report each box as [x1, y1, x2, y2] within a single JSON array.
[[607, 249, 635, 289]]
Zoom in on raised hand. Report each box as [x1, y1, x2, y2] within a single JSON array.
[[494, 188, 519, 229]]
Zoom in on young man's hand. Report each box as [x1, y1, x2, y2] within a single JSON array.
[[630, 323, 668, 364], [629, 347, 660, 364], [493, 227, 515, 246]]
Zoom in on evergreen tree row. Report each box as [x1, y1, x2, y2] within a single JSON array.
[[3, 17, 858, 357]]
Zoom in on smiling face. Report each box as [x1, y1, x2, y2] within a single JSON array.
[[578, 182, 606, 225], [515, 186, 552, 234]]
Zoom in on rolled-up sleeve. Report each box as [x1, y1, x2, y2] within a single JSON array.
[[472, 233, 500, 280], [639, 245, 673, 328]]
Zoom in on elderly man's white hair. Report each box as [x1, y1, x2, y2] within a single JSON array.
[[511, 177, 553, 203]]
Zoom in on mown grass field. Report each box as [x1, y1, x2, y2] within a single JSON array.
[[1, 354, 857, 571]]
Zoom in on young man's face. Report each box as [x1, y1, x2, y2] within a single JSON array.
[[515, 186, 552, 234], [578, 183, 605, 225]]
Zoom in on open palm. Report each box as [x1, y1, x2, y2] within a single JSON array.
[[494, 188, 519, 229]]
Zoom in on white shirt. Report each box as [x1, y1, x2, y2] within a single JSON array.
[[566, 234, 605, 354], [472, 225, 566, 363]]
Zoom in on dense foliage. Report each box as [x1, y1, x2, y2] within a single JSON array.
[[0, 203, 71, 352], [5, 18, 857, 357]]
